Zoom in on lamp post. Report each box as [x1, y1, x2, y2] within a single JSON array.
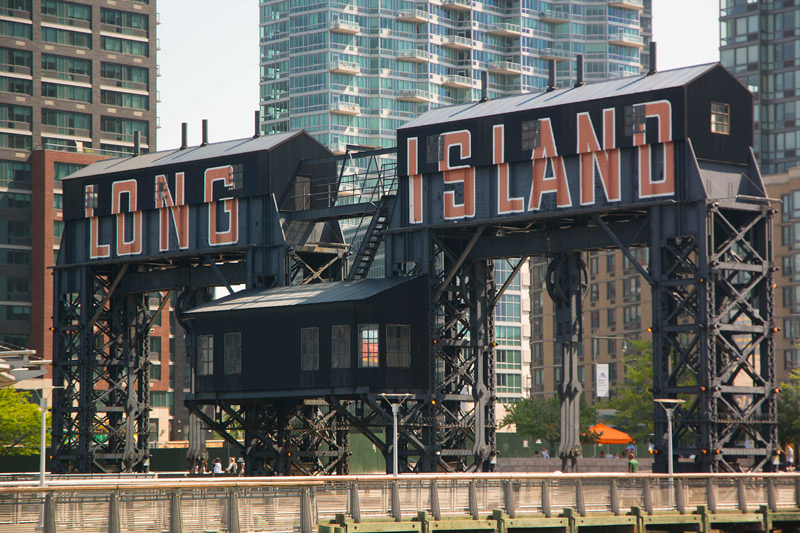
[[653, 398, 685, 475], [379, 393, 411, 476]]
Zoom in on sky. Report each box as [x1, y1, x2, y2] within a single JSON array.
[[155, 0, 720, 152]]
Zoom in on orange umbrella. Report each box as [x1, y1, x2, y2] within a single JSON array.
[[587, 423, 633, 444]]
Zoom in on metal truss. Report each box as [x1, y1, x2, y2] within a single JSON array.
[[52, 265, 154, 473], [650, 201, 777, 472], [186, 398, 350, 476]]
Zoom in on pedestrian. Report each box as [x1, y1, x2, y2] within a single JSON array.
[[212, 457, 223, 475], [786, 444, 794, 472], [627, 452, 639, 473], [237, 458, 245, 477], [541, 448, 550, 459], [772, 450, 781, 472], [226, 457, 238, 475]]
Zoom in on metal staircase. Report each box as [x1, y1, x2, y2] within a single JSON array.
[[346, 195, 392, 280]]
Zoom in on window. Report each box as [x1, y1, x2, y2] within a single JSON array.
[[198, 335, 213, 375], [590, 284, 598, 303], [0, 20, 31, 39], [711, 102, 730, 135], [150, 362, 161, 380], [521, 120, 541, 150], [496, 293, 520, 321], [101, 62, 148, 90], [426, 134, 442, 163], [608, 339, 617, 357], [497, 373, 521, 394], [42, 82, 91, 102], [606, 253, 616, 274], [607, 280, 616, 301], [41, 0, 92, 26], [589, 257, 598, 276], [386, 324, 410, 368], [786, 349, 800, 370], [100, 8, 148, 36], [0, 47, 31, 74], [497, 325, 521, 345], [531, 291, 543, 314], [623, 305, 641, 330], [0, 133, 31, 150], [41, 109, 91, 136], [0, 104, 31, 129], [0, 76, 31, 95], [149, 335, 161, 356], [0, 192, 30, 209], [54, 162, 85, 181], [224, 332, 241, 374], [497, 349, 520, 370], [591, 311, 599, 329], [101, 90, 149, 110], [42, 54, 90, 82], [300, 327, 319, 371], [101, 116, 149, 143], [532, 343, 543, 365], [358, 324, 378, 367], [495, 258, 521, 290], [101, 36, 149, 56], [624, 104, 645, 136], [332, 325, 350, 368], [623, 277, 641, 302], [41, 27, 91, 48], [0, 160, 30, 188]]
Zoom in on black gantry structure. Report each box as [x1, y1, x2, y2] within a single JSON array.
[[53, 62, 777, 474]]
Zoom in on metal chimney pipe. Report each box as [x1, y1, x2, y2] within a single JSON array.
[[648, 41, 657, 75], [133, 131, 140, 155], [480, 71, 488, 103], [546, 59, 556, 92], [254, 110, 261, 138], [180, 123, 188, 150], [575, 54, 585, 88], [201, 119, 209, 146]]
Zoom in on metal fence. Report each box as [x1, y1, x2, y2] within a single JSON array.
[[1, 473, 799, 533]]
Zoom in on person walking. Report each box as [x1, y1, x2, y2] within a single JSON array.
[[627, 452, 639, 473], [786, 444, 794, 472]]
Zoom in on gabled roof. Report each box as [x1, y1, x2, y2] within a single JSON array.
[[65, 130, 325, 179], [185, 277, 421, 314], [400, 62, 722, 130]]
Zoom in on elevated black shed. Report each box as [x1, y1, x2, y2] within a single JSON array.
[[184, 276, 429, 400]]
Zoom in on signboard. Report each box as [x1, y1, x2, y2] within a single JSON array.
[[596, 363, 609, 398]]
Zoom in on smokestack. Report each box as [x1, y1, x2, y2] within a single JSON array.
[[180, 123, 188, 150], [133, 130, 140, 156], [648, 41, 657, 75], [575, 54, 585, 88], [546, 59, 556, 92], [480, 71, 488, 103], [254, 110, 261, 138], [201, 119, 209, 146]]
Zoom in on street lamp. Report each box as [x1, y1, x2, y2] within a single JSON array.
[[653, 398, 685, 475], [379, 393, 411, 476]]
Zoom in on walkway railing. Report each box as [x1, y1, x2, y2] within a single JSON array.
[[1, 473, 800, 533]]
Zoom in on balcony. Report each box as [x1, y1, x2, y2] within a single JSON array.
[[396, 9, 428, 23], [538, 8, 569, 23], [397, 89, 429, 103], [0, 119, 31, 132], [40, 14, 91, 29], [330, 101, 360, 116], [41, 125, 91, 138], [441, 0, 471, 11], [99, 77, 147, 90], [442, 35, 471, 50], [396, 49, 430, 63], [608, 32, 644, 48], [540, 47, 570, 61], [100, 23, 148, 38], [330, 19, 360, 34], [442, 75, 472, 89], [488, 60, 521, 75], [488, 23, 521, 37], [1, 64, 31, 76], [330, 60, 360, 75], [608, 0, 644, 10]]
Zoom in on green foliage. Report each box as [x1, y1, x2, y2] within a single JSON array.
[[607, 340, 654, 444], [778, 369, 800, 446], [501, 395, 599, 450], [0, 388, 43, 456]]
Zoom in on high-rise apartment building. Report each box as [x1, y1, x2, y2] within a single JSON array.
[[259, 0, 652, 152], [720, 0, 800, 174], [0, 0, 177, 439]]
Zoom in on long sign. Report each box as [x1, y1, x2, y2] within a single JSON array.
[[400, 94, 683, 226]]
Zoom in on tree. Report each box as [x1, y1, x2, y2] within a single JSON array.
[[0, 387, 43, 455], [778, 369, 800, 446], [607, 340, 654, 444], [501, 395, 599, 450]]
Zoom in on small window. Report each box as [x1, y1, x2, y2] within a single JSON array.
[[198, 335, 213, 376], [224, 332, 241, 374], [232, 164, 244, 190], [300, 327, 319, 371], [521, 120, 541, 151], [711, 102, 730, 134], [358, 324, 379, 368], [84, 184, 98, 210], [332, 325, 350, 369], [386, 324, 411, 368], [426, 134, 443, 163], [624, 104, 646, 136]]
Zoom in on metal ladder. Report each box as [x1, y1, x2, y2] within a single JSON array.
[[346, 195, 391, 280]]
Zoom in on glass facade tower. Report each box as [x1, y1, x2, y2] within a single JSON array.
[[259, 0, 652, 152], [720, 0, 800, 174]]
